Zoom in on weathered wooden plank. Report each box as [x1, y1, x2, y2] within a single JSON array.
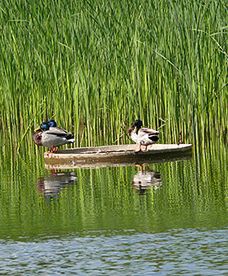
[[44, 143, 192, 169]]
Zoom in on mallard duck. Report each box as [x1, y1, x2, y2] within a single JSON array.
[[33, 120, 74, 153], [128, 119, 159, 152]]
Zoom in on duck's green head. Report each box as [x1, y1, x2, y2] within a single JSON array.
[[39, 119, 57, 131], [48, 119, 57, 128], [133, 119, 143, 129], [40, 122, 49, 131]]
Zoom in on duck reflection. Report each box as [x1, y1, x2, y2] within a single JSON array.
[[132, 170, 162, 194], [37, 172, 77, 199]]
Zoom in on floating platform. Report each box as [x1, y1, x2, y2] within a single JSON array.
[[44, 144, 192, 170]]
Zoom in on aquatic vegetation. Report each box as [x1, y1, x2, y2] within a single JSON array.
[[0, 0, 226, 155], [0, 6, 227, 274]]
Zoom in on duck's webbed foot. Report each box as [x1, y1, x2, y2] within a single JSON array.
[[135, 144, 142, 153], [141, 145, 148, 152], [50, 169, 57, 175], [49, 146, 59, 153]]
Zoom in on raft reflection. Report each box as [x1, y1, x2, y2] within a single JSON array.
[[132, 170, 162, 194], [37, 172, 77, 199]]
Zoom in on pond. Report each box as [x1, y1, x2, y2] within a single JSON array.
[[0, 144, 227, 274]]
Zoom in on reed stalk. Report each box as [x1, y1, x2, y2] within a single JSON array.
[[0, 0, 226, 155]]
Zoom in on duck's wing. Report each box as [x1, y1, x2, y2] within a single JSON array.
[[42, 127, 74, 147], [50, 127, 67, 133], [45, 127, 67, 136], [140, 128, 159, 135], [45, 127, 74, 139]]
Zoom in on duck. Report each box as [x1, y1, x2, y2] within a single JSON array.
[[33, 120, 74, 153], [128, 119, 159, 152]]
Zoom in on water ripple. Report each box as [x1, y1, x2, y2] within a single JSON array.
[[0, 228, 227, 275]]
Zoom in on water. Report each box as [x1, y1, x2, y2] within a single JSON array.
[[0, 146, 227, 275], [0, 229, 227, 275]]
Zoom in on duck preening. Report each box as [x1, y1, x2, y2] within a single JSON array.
[[128, 119, 159, 152], [33, 119, 74, 153]]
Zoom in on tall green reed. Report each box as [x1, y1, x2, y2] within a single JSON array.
[[0, 0, 227, 156]]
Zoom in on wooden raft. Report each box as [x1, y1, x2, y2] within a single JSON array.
[[44, 144, 192, 169]]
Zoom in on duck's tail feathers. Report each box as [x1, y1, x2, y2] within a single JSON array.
[[148, 135, 159, 142], [66, 133, 74, 139], [67, 138, 75, 143], [66, 132, 74, 143], [67, 138, 74, 143]]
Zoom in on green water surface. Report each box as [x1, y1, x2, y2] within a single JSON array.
[[0, 140, 227, 274], [0, 143, 227, 240]]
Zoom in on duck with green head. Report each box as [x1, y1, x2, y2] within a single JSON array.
[[128, 119, 159, 152], [33, 119, 74, 153]]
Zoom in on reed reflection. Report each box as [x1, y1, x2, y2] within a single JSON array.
[[37, 172, 77, 199], [132, 170, 162, 195]]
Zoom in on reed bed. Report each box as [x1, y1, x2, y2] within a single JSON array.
[[0, 0, 227, 156]]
